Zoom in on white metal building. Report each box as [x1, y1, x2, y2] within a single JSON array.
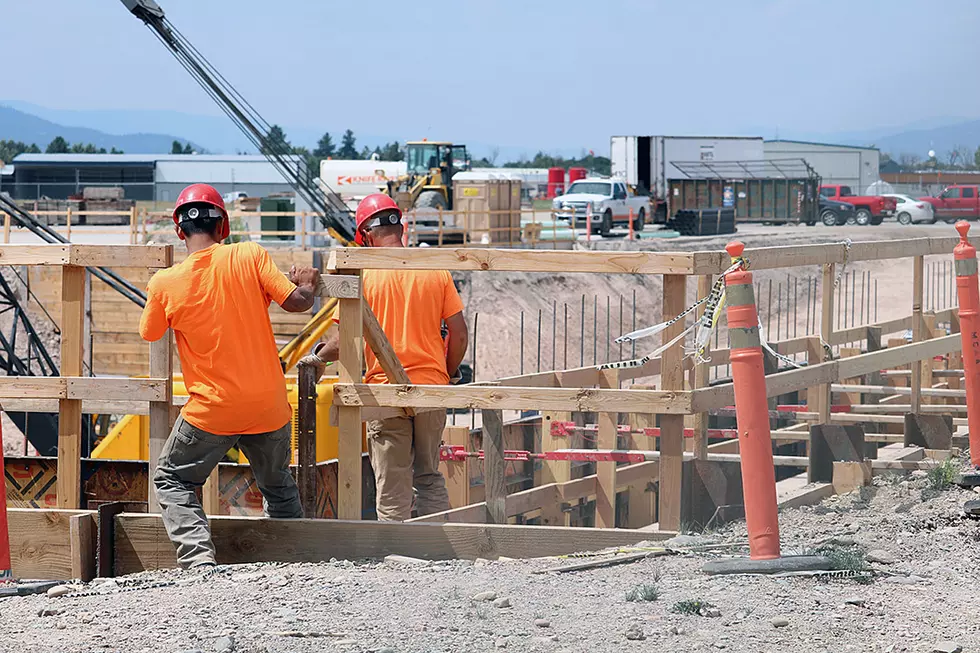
[[764, 140, 880, 192]]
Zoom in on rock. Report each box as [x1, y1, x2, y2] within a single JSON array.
[[713, 643, 727, 649], [884, 576, 924, 585], [45, 585, 71, 598], [734, 610, 750, 620], [215, 635, 235, 653], [37, 607, 65, 617], [705, 608, 722, 618], [663, 534, 716, 548], [771, 618, 790, 628], [867, 550, 898, 565], [384, 554, 430, 566], [534, 619, 551, 628], [180, 650, 204, 653], [911, 470, 929, 479], [79, 611, 95, 624], [931, 643, 962, 653], [493, 597, 512, 609], [894, 501, 916, 514], [377, 648, 397, 653], [472, 591, 497, 602], [334, 641, 358, 646], [844, 597, 866, 607], [624, 624, 646, 641], [495, 637, 509, 648]]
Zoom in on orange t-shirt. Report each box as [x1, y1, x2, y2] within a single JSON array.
[[139, 242, 296, 435], [350, 269, 464, 385]]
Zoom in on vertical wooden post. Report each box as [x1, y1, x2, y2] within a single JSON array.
[[626, 407, 656, 528], [659, 273, 687, 531], [336, 270, 363, 520], [692, 274, 712, 459], [911, 255, 924, 414], [129, 206, 138, 245], [441, 426, 471, 508], [2, 212, 10, 244], [814, 262, 836, 425], [57, 265, 85, 509], [147, 245, 175, 513], [482, 409, 506, 524], [66, 206, 72, 241], [297, 361, 318, 517], [595, 369, 619, 528], [202, 467, 221, 516], [300, 211, 308, 250], [538, 409, 571, 526]]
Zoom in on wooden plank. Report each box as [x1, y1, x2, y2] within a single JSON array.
[[441, 426, 471, 509], [911, 255, 924, 413], [482, 409, 506, 524], [58, 265, 85, 510], [69, 244, 172, 268], [114, 513, 678, 573], [69, 513, 97, 582], [831, 383, 966, 398], [315, 273, 360, 299], [692, 237, 961, 275], [328, 247, 696, 275], [332, 383, 692, 414], [539, 408, 571, 526], [493, 355, 665, 389], [836, 335, 960, 379], [360, 300, 413, 416], [0, 377, 165, 401], [659, 273, 687, 532], [297, 363, 318, 518], [776, 475, 834, 510], [594, 369, 618, 529], [625, 410, 657, 528], [7, 509, 94, 581], [202, 467, 221, 516], [0, 244, 70, 265], [336, 276, 364, 521], [692, 274, 712, 460]]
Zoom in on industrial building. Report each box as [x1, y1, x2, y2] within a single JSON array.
[[3, 153, 306, 207], [764, 140, 880, 193]]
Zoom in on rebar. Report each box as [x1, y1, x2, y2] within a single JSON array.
[[593, 294, 598, 365], [552, 300, 557, 371], [631, 289, 637, 359], [563, 302, 568, 369], [520, 310, 524, 376], [537, 308, 542, 373], [606, 296, 610, 364], [805, 276, 811, 335], [767, 278, 773, 335], [580, 295, 585, 368], [776, 282, 782, 340]]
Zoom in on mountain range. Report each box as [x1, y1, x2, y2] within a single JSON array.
[[2, 101, 979, 162]]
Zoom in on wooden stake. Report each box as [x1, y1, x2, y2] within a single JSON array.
[[147, 245, 175, 513], [911, 255, 924, 413], [659, 274, 687, 531], [297, 361, 318, 518], [202, 467, 220, 516], [482, 409, 506, 525], [538, 409, 571, 526], [57, 265, 84, 509], [441, 426, 471, 509], [336, 270, 364, 520], [595, 369, 618, 529], [692, 274, 712, 459]]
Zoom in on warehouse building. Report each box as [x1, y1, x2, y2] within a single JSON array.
[[5, 153, 305, 207], [764, 140, 880, 193]]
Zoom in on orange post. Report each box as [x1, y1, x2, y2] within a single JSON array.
[[1, 417, 11, 581], [585, 203, 592, 243], [724, 241, 780, 560], [628, 208, 635, 240], [954, 221, 980, 467]]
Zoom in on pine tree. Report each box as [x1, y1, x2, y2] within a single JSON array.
[[314, 132, 336, 158], [262, 125, 291, 154], [46, 136, 69, 154], [337, 129, 358, 159], [171, 140, 184, 154]]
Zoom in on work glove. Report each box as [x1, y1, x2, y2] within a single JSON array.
[[449, 368, 463, 385], [298, 344, 331, 382]]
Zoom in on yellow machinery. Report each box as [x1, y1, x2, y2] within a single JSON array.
[[385, 140, 470, 211], [92, 374, 366, 463]]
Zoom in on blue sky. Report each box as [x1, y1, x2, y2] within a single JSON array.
[[3, 0, 980, 156]]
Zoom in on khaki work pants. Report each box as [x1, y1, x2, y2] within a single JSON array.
[[367, 410, 450, 521], [153, 416, 303, 568]]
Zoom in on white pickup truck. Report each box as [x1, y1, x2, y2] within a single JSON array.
[[552, 178, 649, 235]]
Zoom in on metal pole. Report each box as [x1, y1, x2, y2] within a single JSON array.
[[520, 310, 525, 376], [580, 295, 585, 367], [850, 270, 856, 329], [552, 300, 557, 371], [593, 294, 598, 365], [605, 295, 610, 363], [631, 288, 637, 359], [618, 294, 624, 361], [563, 302, 568, 369], [875, 279, 878, 322], [859, 269, 865, 326], [805, 276, 811, 335], [776, 282, 782, 340], [537, 308, 542, 373], [766, 278, 773, 335]]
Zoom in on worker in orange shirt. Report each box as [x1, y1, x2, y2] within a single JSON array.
[[140, 183, 321, 569], [302, 194, 468, 521]]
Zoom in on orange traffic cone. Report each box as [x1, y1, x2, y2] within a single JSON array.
[[1, 415, 12, 582]]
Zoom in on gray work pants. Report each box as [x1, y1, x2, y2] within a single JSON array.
[[153, 415, 303, 568], [366, 409, 450, 521]]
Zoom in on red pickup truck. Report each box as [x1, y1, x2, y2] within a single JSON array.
[[919, 185, 980, 223], [819, 185, 897, 226]]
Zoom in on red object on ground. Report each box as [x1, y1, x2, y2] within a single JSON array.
[[546, 167, 565, 199], [954, 221, 980, 467], [1, 415, 12, 581], [724, 241, 781, 560]]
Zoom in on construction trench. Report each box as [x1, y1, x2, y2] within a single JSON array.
[[2, 227, 980, 652]]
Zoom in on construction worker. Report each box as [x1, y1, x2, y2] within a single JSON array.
[[302, 193, 468, 521], [139, 183, 321, 569]]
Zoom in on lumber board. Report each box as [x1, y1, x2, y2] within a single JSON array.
[[776, 474, 834, 510], [594, 370, 618, 529], [831, 413, 968, 426], [328, 247, 696, 275], [0, 244, 169, 267], [58, 265, 85, 510], [336, 282, 364, 521], [691, 237, 962, 275], [831, 383, 966, 398], [7, 509, 95, 581], [658, 273, 686, 532], [0, 377, 166, 401], [836, 334, 960, 380], [360, 300, 412, 388], [482, 409, 506, 524], [315, 273, 360, 299], [69, 513, 97, 582], [332, 383, 692, 414], [493, 355, 665, 389], [113, 514, 677, 573]]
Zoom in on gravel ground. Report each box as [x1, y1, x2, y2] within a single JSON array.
[[2, 468, 979, 653]]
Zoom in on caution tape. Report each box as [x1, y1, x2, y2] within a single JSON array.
[[759, 326, 803, 369], [835, 238, 852, 288], [600, 257, 747, 371]]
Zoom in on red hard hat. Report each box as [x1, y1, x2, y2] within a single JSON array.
[[172, 183, 227, 224], [354, 193, 401, 246]]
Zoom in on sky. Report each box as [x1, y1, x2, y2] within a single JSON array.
[[3, 0, 980, 156]]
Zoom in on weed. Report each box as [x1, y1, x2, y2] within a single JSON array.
[[625, 584, 659, 603], [813, 542, 874, 584], [927, 458, 958, 490], [670, 599, 715, 616]]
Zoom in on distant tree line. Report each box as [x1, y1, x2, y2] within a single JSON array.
[[259, 125, 405, 177], [2, 136, 124, 162], [883, 145, 980, 172]]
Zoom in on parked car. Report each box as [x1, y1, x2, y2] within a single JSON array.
[[918, 185, 980, 223], [553, 178, 648, 235], [818, 196, 855, 226], [819, 185, 897, 226], [884, 194, 935, 225]]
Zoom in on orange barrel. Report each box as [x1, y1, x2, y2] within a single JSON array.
[[723, 241, 781, 560], [954, 221, 980, 467]]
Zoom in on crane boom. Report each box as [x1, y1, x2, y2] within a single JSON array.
[[121, 0, 356, 242]]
